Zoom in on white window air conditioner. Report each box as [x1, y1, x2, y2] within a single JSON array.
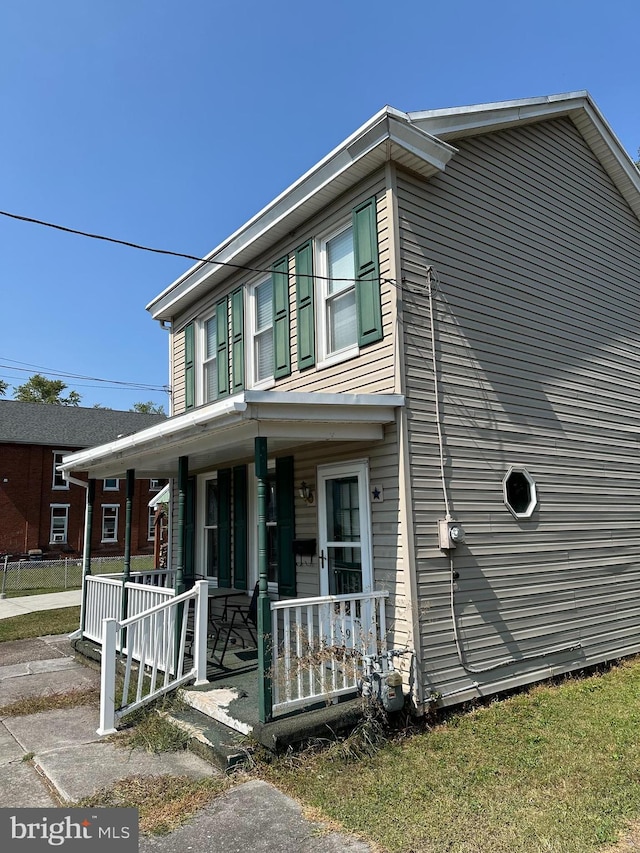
[[52, 533, 65, 543]]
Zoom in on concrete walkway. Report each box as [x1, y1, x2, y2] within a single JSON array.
[[0, 633, 372, 852], [0, 589, 82, 619]]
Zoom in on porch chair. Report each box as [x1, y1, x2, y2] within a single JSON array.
[[209, 583, 259, 667]]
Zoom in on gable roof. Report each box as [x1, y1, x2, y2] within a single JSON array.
[[146, 91, 640, 324], [0, 400, 165, 448]]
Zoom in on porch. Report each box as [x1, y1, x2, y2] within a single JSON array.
[[59, 391, 403, 736]]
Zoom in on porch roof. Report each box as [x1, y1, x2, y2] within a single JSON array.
[[59, 390, 404, 479]]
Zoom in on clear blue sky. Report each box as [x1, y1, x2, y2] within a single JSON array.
[[1, 1, 637, 411]]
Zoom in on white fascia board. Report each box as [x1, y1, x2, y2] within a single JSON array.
[[147, 112, 454, 323], [59, 390, 404, 476], [59, 397, 248, 474], [407, 91, 590, 137], [408, 90, 640, 221]]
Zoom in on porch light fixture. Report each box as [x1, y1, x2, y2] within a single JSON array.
[[298, 482, 314, 504]]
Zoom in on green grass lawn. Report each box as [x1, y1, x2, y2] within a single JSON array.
[[0, 606, 81, 642], [264, 662, 640, 853], [5, 606, 640, 851]]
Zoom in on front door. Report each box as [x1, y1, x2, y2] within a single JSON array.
[[318, 460, 373, 597]]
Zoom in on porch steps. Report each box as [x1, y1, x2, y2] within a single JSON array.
[[164, 705, 252, 772]]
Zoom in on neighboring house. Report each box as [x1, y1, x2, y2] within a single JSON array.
[[0, 401, 166, 558], [60, 91, 640, 723]]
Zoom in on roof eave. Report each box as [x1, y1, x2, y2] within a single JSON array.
[[408, 91, 640, 222], [59, 391, 405, 479], [146, 111, 456, 323]]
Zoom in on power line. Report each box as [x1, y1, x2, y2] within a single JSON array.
[[0, 358, 168, 392], [0, 208, 398, 287]]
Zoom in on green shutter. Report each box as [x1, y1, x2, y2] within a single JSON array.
[[184, 323, 195, 410], [231, 288, 245, 393], [353, 197, 383, 346], [218, 469, 231, 586], [272, 255, 291, 378], [233, 465, 248, 590], [276, 455, 296, 598], [216, 297, 229, 397], [295, 241, 315, 370]]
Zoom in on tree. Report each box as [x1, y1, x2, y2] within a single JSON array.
[[13, 374, 81, 406], [130, 401, 166, 415], [0, 379, 7, 397]]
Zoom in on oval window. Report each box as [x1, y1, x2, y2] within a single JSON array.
[[502, 467, 537, 518]]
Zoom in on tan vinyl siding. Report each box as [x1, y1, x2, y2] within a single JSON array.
[[171, 327, 187, 415], [172, 171, 397, 401], [398, 116, 640, 706]]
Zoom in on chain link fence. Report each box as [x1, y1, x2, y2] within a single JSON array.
[[0, 554, 156, 596]]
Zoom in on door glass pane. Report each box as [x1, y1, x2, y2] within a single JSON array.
[[326, 476, 362, 594]]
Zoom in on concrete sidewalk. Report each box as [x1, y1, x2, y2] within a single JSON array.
[[0, 589, 82, 620], [0, 634, 371, 852]]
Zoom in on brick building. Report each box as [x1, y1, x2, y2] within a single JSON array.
[[0, 401, 165, 558]]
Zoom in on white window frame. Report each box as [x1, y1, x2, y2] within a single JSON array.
[[198, 472, 220, 583], [148, 506, 157, 541], [502, 467, 538, 519], [149, 479, 162, 491], [103, 478, 119, 491], [52, 452, 69, 490], [50, 505, 70, 544], [247, 275, 275, 389], [316, 221, 359, 369], [198, 309, 218, 405], [101, 505, 119, 543]]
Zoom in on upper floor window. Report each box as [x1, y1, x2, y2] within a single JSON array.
[[202, 311, 218, 403], [319, 224, 357, 361], [52, 452, 68, 490], [250, 277, 274, 386], [103, 478, 119, 491]]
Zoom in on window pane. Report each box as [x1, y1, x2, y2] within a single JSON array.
[[206, 528, 218, 578], [206, 481, 218, 526], [328, 288, 357, 352], [255, 328, 274, 382], [204, 361, 217, 401], [327, 227, 354, 295], [205, 316, 217, 360], [326, 477, 360, 542], [255, 280, 273, 330]]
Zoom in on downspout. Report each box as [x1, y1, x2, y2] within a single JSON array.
[[62, 472, 93, 639]]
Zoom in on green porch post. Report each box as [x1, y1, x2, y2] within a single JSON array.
[[176, 457, 188, 596], [255, 437, 273, 723], [174, 457, 188, 673], [79, 478, 95, 638]]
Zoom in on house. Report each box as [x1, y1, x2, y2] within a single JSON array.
[[0, 400, 166, 559], [59, 91, 640, 732]]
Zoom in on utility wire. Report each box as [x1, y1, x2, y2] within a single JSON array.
[[0, 208, 398, 287], [0, 358, 168, 391]]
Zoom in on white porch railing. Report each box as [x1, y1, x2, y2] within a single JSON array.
[[83, 571, 176, 643], [97, 580, 209, 736], [271, 590, 389, 713]]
